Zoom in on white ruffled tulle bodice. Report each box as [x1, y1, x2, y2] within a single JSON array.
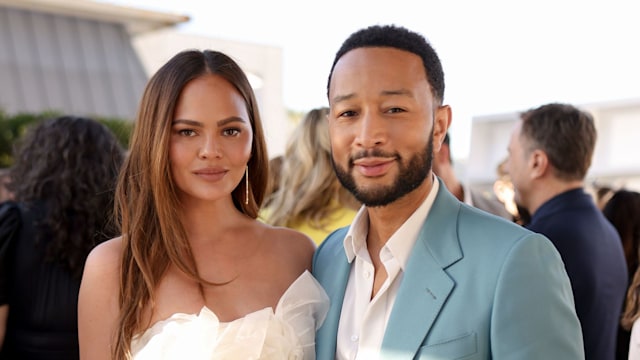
[[130, 271, 329, 360]]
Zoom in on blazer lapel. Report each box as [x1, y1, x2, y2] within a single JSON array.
[[381, 179, 463, 357]]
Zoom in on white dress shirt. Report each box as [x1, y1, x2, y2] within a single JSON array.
[[336, 178, 439, 360]]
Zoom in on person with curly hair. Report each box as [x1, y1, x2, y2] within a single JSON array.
[[78, 50, 328, 360], [263, 107, 360, 245], [0, 115, 125, 359]]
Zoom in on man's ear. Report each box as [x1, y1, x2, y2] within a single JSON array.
[[433, 105, 452, 153], [529, 149, 549, 179]]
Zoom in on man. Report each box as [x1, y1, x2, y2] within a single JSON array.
[[506, 103, 627, 360], [432, 132, 513, 219], [313, 24, 584, 360]]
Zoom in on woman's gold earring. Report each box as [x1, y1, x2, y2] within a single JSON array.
[[245, 166, 249, 205]]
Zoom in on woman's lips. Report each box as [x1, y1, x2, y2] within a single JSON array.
[[193, 168, 227, 181]]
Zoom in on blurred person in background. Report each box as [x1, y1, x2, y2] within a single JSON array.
[[622, 265, 640, 360], [602, 189, 640, 359], [0, 169, 12, 203], [494, 157, 531, 225], [0, 116, 124, 359], [507, 102, 627, 360], [263, 107, 360, 245], [433, 132, 512, 220], [262, 155, 284, 209], [595, 184, 616, 210]]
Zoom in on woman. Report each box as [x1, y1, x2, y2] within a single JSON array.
[[605, 189, 640, 359], [262, 107, 360, 245], [78, 50, 328, 359], [0, 116, 125, 359]]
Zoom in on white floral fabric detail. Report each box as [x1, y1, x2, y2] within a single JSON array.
[[131, 271, 329, 360]]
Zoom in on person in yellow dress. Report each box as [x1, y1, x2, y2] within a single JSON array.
[[262, 107, 360, 245]]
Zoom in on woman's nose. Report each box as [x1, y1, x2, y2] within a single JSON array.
[[198, 137, 221, 159]]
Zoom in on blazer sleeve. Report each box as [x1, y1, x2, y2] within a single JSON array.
[[491, 232, 585, 359]]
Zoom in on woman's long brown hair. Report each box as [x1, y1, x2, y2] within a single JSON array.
[[111, 50, 269, 359]]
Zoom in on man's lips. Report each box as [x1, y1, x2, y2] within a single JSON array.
[[352, 157, 395, 177]]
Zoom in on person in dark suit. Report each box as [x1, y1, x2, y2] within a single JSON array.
[[507, 102, 627, 360], [313, 24, 584, 360]]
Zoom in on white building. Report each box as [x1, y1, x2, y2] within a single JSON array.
[[0, 0, 290, 156], [0, 0, 188, 119]]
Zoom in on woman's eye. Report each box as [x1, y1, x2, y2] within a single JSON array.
[[223, 128, 240, 136], [178, 129, 196, 136]]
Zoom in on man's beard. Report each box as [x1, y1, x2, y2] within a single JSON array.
[[332, 134, 434, 207]]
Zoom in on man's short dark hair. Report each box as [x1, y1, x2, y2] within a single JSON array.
[[519, 103, 596, 181], [326, 24, 445, 105]]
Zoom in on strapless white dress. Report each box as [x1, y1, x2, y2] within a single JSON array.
[[130, 271, 329, 360]]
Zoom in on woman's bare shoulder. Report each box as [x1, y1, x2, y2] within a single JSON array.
[[81, 237, 125, 295], [85, 236, 123, 270], [79, 237, 123, 358], [80, 236, 123, 312], [262, 223, 314, 248], [257, 223, 315, 268]]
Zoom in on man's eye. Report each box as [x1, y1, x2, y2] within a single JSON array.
[[340, 110, 357, 118]]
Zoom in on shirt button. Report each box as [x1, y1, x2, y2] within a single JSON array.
[[351, 334, 359, 342], [364, 270, 371, 279]]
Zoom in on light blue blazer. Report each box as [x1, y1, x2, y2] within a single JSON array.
[[313, 179, 584, 359]]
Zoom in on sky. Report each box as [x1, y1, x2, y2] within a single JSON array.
[[99, 0, 640, 159]]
